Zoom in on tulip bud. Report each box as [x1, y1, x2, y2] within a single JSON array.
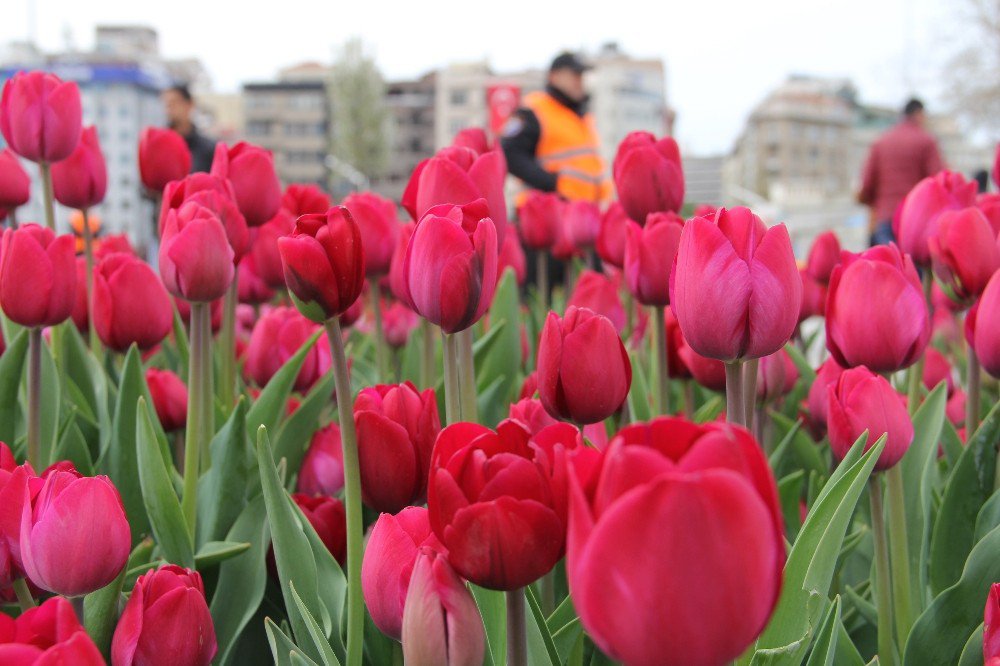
[[237, 251, 276, 305], [159, 173, 249, 262], [278, 183, 329, 217], [111, 565, 217, 666], [974, 271, 1000, 379], [537, 306, 631, 425], [805, 358, 845, 439], [0, 148, 31, 211], [250, 208, 295, 289], [212, 141, 281, 226], [362, 507, 446, 640], [297, 423, 345, 498], [402, 548, 485, 666], [985, 583, 1000, 664], [452, 127, 491, 154], [799, 269, 827, 322], [159, 203, 236, 302], [0, 224, 76, 328], [138, 127, 192, 192], [566, 270, 626, 333], [612, 131, 684, 222], [498, 230, 527, 287], [293, 493, 346, 566], [596, 202, 629, 268], [564, 200, 601, 250], [678, 334, 727, 392], [0, 596, 104, 664], [979, 193, 1000, 236], [922, 347, 954, 395], [343, 191, 400, 276], [757, 348, 799, 404], [96, 233, 137, 261], [69, 256, 89, 333], [0, 71, 82, 163], [145, 368, 188, 432], [94, 253, 173, 351], [51, 125, 107, 210], [827, 366, 913, 471], [518, 191, 564, 250], [279, 206, 366, 322], [805, 231, 841, 284], [662, 307, 692, 380], [243, 306, 331, 392], [508, 397, 560, 435], [388, 222, 416, 308], [624, 212, 684, 306], [896, 171, 978, 265], [929, 207, 1000, 306]]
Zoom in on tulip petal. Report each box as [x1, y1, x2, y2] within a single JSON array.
[[415, 157, 481, 219], [560, 316, 630, 424], [745, 224, 801, 359], [356, 412, 419, 513]]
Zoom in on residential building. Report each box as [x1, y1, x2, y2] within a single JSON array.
[[370, 72, 436, 201]]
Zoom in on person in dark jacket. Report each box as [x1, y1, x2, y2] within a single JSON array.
[[162, 84, 216, 173]]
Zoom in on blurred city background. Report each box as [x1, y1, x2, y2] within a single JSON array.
[[0, 0, 995, 255]]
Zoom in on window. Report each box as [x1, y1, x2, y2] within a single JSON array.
[[450, 89, 468, 106], [247, 121, 271, 136]]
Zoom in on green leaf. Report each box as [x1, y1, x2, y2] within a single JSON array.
[[957, 624, 984, 666], [84, 565, 126, 658], [272, 371, 335, 481], [476, 270, 522, 407], [0, 328, 27, 444], [55, 422, 95, 476], [172, 307, 190, 373], [525, 586, 560, 666], [295, 498, 347, 662], [805, 596, 841, 666], [37, 335, 61, 468], [784, 342, 817, 385], [471, 585, 506, 666], [471, 318, 507, 366], [247, 330, 321, 438], [929, 399, 1000, 594], [194, 540, 251, 569], [57, 323, 112, 455], [265, 618, 320, 666], [135, 398, 194, 568], [197, 397, 250, 546], [289, 581, 342, 666], [693, 394, 724, 424], [627, 350, 652, 422], [770, 412, 826, 480], [778, 470, 806, 542], [975, 490, 1000, 543]]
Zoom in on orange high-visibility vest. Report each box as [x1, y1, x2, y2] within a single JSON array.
[[520, 91, 612, 204]]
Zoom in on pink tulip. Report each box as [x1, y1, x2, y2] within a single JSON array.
[[138, 127, 191, 193], [0, 596, 104, 664], [498, 230, 527, 286], [757, 348, 799, 403], [805, 358, 846, 439], [211, 141, 281, 226], [986, 583, 1000, 665], [896, 170, 978, 265], [612, 131, 684, 223], [282, 184, 331, 217], [624, 211, 684, 306], [0, 224, 76, 328], [146, 368, 188, 433], [929, 207, 1000, 306], [93, 252, 173, 351], [517, 191, 563, 250], [977, 193, 1000, 236], [382, 299, 419, 348], [827, 366, 913, 471], [159, 172, 250, 262], [243, 306, 331, 392], [596, 202, 629, 268], [51, 125, 107, 211], [974, 270, 1000, 379], [805, 231, 840, 284], [0, 71, 82, 163], [249, 208, 295, 289], [922, 347, 954, 395], [0, 148, 30, 212], [159, 202, 236, 302], [343, 191, 400, 276], [297, 423, 345, 497], [564, 201, 601, 249], [567, 270, 625, 333]]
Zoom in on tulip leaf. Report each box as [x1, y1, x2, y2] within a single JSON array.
[[476, 270, 522, 408], [171, 307, 190, 373], [804, 596, 841, 666], [476, 375, 507, 428], [135, 397, 195, 568], [294, 498, 347, 661], [57, 323, 112, 456], [194, 540, 251, 569], [55, 422, 95, 476], [0, 328, 27, 445], [929, 399, 1000, 594], [197, 397, 250, 546], [471, 318, 507, 366], [471, 585, 506, 666], [770, 412, 826, 480], [247, 330, 321, 439], [265, 618, 319, 666], [692, 394, 723, 424], [210, 495, 270, 666], [272, 370, 335, 483], [903, 522, 1000, 664], [784, 342, 817, 385], [939, 418, 964, 468], [975, 489, 1000, 543], [525, 586, 561, 666], [83, 564, 126, 659], [37, 334, 61, 467], [627, 349, 652, 422], [289, 581, 342, 666], [747, 433, 886, 663], [778, 470, 806, 542], [957, 624, 984, 666]]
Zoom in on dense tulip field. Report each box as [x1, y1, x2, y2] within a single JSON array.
[[1, 68, 1000, 666]]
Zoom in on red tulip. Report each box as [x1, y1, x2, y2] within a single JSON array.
[[403, 200, 497, 333], [678, 335, 727, 392], [974, 270, 1000, 379], [159, 202, 235, 302], [159, 172, 249, 262], [537, 306, 631, 424], [799, 269, 827, 322], [382, 299, 419, 348], [693, 203, 719, 218], [662, 307, 692, 379], [624, 211, 684, 306], [517, 191, 564, 251], [243, 306, 331, 392], [402, 547, 485, 666], [278, 206, 365, 322], [805, 231, 840, 284], [211, 141, 281, 226], [0, 224, 76, 327], [250, 207, 295, 289], [428, 420, 580, 590], [564, 200, 601, 249], [826, 244, 930, 372], [145, 368, 188, 432], [388, 222, 415, 308], [95, 233, 137, 261], [946, 389, 966, 427], [297, 423, 344, 498], [805, 358, 846, 439], [343, 191, 400, 276], [293, 493, 346, 566], [498, 230, 526, 286], [354, 382, 441, 513], [111, 565, 216, 666], [978, 193, 1000, 236], [236, 251, 276, 305], [69, 256, 88, 333], [756, 348, 799, 403], [567, 417, 783, 666], [508, 397, 560, 435], [93, 253, 173, 351], [595, 202, 629, 268], [0, 596, 104, 664], [671, 207, 800, 361], [612, 131, 684, 223], [138, 127, 191, 192], [452, 127, 491, 154], [50, 124, 106, 210], [827, 366, 913, 471], [0, 71, 82, 163], [362, 507, 446, 640], [282, 183, 331, 217], [566, 270, 625, 333], [402, 145, 507, 245], [929, 207, 1000, 306], [896, 170, 978, 265], [986, 583, 1000, 665], [922, 347, 954, 395], [0, 148, 30, 211]]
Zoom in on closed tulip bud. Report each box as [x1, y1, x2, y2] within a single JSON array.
[[498, 230, 526, 287], [343, 191, 400, 276], [402, 548, 485, 666], [211, 141, 281, 226], [671, 207, 801, 362], [428, 420, 580, 589], [250, 208, 295, 289], [974, 271, 1000, 379], [799, 269, 827, 322], [567, 270, 625, 333], [517, 191, 563, 250], [567, 418, 784, 666], [678, 335, 727, 392], [51, 125, 107, 210], [757, 348, 799, 403], [827, 366, 913, 471], [237, 251, 276, 305], [111, 565, 217, 666], [93, 253, 173, 351], [929, 208, 1000, 306], [0, 148, 30, 211], [564, 200, 601, 249], [0, 71, 82, 163], [537, 306, 631, 424], [0, 596, 104, 664], [282, 183, 332, 217], [403, 200, 497, 333], [985, 583, 1000, 664], [159, 203, 235, 302], [293, 493, 347, 566], [362, 507, 446, 640], [805, 358, 846, 439], [297, 423, 344, 497], [452, 127, 491, 154], [95, 233, 137, 261], [20, 469, 130, 596], [145, 368, 188, 432], [804, 230, 841, 284], [159, 173, 249, 261], [388, 222, 415, 308], [137, 127, 191, 192], [826, 244, 930, 372], [946, 389, 966, 427], [0, 224, 76, 328], [354, 382, 440, 513], [662, 308, 692, 379], [379, 299, 417, 349], [896, 170, 978, 265], [922, 347, 954, 395], [978, 193, 1000, 236], [624, 212, 684, 306], [612, 131, 684, 223], [402, 145, 507, 245], [595, 202, 629, 268], [244, 306, 331, 392], [279, 206, 365, 322]]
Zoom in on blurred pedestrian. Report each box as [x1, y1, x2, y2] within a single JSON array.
[[162, 84, 215, 173]]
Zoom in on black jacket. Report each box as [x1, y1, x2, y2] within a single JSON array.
[[181, 125, 217, 174]]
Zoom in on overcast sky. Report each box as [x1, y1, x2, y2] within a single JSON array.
[[0, 0, 967, 154]]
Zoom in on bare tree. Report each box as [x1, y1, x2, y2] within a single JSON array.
[[329, 38, 389, 184], [944, 0, 1000, 134]]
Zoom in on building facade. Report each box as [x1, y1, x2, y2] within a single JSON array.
[[370, 73, 437, 201]]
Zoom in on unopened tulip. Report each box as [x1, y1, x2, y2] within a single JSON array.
[[922, 347, 954, 395], [678, 335, 727, 392], [498, 230, 527, 286], [297, 423, 344, 497], [388, 222, 415, 308], [799, 269, 827, 322], [612, 131, 684, 223], [93, 253, 173, 351], [51, 125, 107, 210], [826, 244, 930, 372], [159, 203, 235, 302], [111, 565, 217, 666], [978, 193, 1000, 236], [452, 127, 491, 154], [663, 308, 692, 379], [929, 207, 1000, 306], [805, 358, 845, 439], [236, 251, 276, 305], [0, 71, 82, 163], [362, 507, 446, 640], [343, 191, 399, 276], [896, 170, 978, 265], [946, 389, 966, 427], [537, 306, 631, 424], [827, 366, 913, 471], [985, 583, 1000, 665], [0, 224, 76, 327], [624, 211, 684, 306], [805, 231, 841, 284], [212, 141, 281, 226], [382, 300, 419, 348], [243, 306, 331, 392], [96, 233, 137, 261], [428, 420, 580, 589], [293, 493, 346, 566], [757, 348, 799, 403], [517, 191, 563, 250], [159, 173, 249, 261], [567, 417, 783, 666], [974, 271, 1000, 379], [0, 148, 30, 211], [145, 368, 188, 432], [250, 207, 295, 289], [403, 200, 497, 333], [282, 183, 331, 217], [567, 270, 625, 333], [508, 397, 560, 435], [279, 206, 365, 322], [402, 548, 485, 666], [138, 127, 191, 192], [0, 596, 104, 664], [596, 202, 629, 268], [564, 200, 601, 249]]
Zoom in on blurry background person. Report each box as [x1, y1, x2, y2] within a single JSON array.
[[858, 97, 944, 246], [162, 84, 216, 173]]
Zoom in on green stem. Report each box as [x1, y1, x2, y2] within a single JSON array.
[[623, 288, 634, 346], [12, 577, 35, 612], [653, 305, 670, 415], [372, 282, 387, 383], [181, 302, 207, 539], [70, 595, 85, 624], [885, 465, 915, 645], [39, 162, 55, 230], [968, 347, 981, 438], [725, 361, 745, 426], [27, 327, 42, 470], [324, 316, 364, 666], [199, 301, 214, 470], [536, 252, 549, 312], [457, 327, 478, 423], [81, 208, 101, 357], [219, 279, 237, 413], [869, 476, 897, 666], [539, 572, 555, 616], [506, 588, 527, 666], [442, 332, 461, 425], [420, 319, 436, 390], [743, 357, 759, 431]]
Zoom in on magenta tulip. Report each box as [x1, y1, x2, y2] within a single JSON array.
[[564, 200, 601, 249], [250, 207, 295, 289], [498, 229, 527, 286], [985, 583, 1000, 664], [159, 202, 236, 302], [612, 131, 684, 223], [624, 211, 684, 306], [0, 224, 76, 328], [0, 71, 82, 163], [756, 348, 799, 403], [243, 306, 331, 392], [297, 423, 345, 497], [0, 596, 104, 664], [0, 149, 30, 212], [974, 270, 1000, 379], [293, 493, 347, 566], [805, 358, 846, 439], [805, 231, 840, 284], [159, 172, 249, 262], [93, 253, 173, 351], [211, 141, 281, 226], [827, 366, 913, 471], [343, 191, 400, 276], [595, 202, 629, 268], [517, 191, 563, 250], [566, 270, 625, 333], [51, 125, 107, 210], [145, 368, 188, 433], [282, 183, 332, 217], [929, 207, 1000, 306], [896, 170, 978, 265], [138, 127, 192, 193]]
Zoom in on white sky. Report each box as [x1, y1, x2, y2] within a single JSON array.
[[0, 0, 967, 154]]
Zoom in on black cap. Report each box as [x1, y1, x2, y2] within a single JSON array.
[[549, 52, 591, 74]]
